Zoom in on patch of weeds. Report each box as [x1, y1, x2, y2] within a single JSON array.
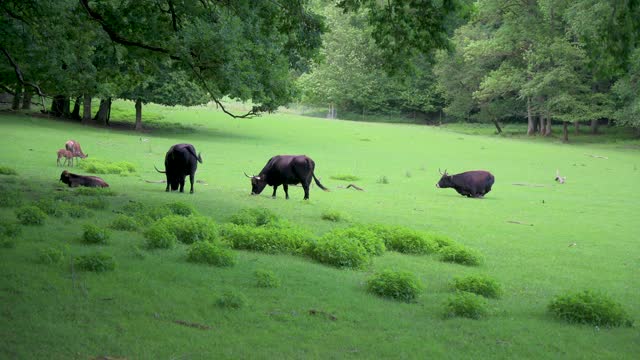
[[0, 166, 18, 175], [229, 207, 282, 227], [439, 245, 484, 266], [451, 275, 502, 299], [166, 201, 197, 216], [156, 215, 217, 244], [34, 198, 67, 217], [323, 225, 386, 256], [82, 224, 111, 245], [146, 205, 172, 221], [79, 158, 136, 174], [444, 292, 489, 320], [367, 269, 422, 303], [370, 224, 438, 254], [405, 170, 412, 178], [0, 220, 21, 238], [548, 290, 633, 327], [377, 176, 390, 184], [15, 206, 47, 225], [255, 269, 281, 288], [309, 235, 370, 269], [0, 237, 16, 248], [430, 234, 455, 248], [187, 241, 236, 266], [321, 210, 346, 222], [330, 174, 361, 181], [216, 289, 248, 309], [37, 246, 66, 264], [144, 224, 177, 249], [65, 203, 95, 219], [109, 215, 139, 231], [79, 197, 109, 210], [74, 187, 115, 196], [75, 252, 116, 272], [120, 201, 147, 216], [220, 223, 311, 255], [0, 187, 22, 207]]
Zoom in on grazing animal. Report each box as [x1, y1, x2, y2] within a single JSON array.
[[154, 143, 202, 193], [65, 140, 88, 162], [245, 155, 328, 200], [56, 149, 74, 167], [555, 169, 566, 184], [436, 169, 495, 198], [59, 170, 109, 187]]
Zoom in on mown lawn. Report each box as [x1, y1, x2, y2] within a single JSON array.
[[1, 103, 639, 359]]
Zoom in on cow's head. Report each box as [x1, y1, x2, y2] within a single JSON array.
[[59, 170, 71, 185], [245, 172, 268, 195], [436, 169, 452, 188]]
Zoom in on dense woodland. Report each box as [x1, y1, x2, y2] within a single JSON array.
[[1, 0, 639, 140]]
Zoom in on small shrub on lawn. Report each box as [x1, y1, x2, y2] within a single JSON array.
[[330, 174, 360, 181], [367, 270, 422, 303], [321, 210, 346, 222], [444, 292, 489, 319], [120, 201, 147, 216], [38, 247, 66, 264], [0, 237, 15, 248], [370, 224, 438, 254], [166, 201, 196, 216], [66, 204, 95, 219], [79, 197, 109, 210], [34, 198, 67, 217], [324, 225, 386, 256], [0, 166, 18, 175], [309, 235, 370, 269], [439, 244, 484, 266], [15, 206, 47, 225], [548, 290, 633, 327], [0, 188, 22, 207], [75, 252, 116, 272], [74, 187, 115, 196], [82, 224, 111, 245], [255, 269, 281, 288], [79, 159, 136, 174], [430, 234, 455, 249], [144, 224, 177, 249], [216, 289, 248, 309], [229, 207, 281, 227], [187, 242, 236, 266], [220, 224, 311, 255], [146, 205, 172, 221], [377, 176, 389, 184], [451, 275, 502, 299], [156, 215, 217, 244], [0, 220, 21, 238], [109, 215, 139, 231]]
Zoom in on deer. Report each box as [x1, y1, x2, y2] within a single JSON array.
[[56, 149, 74, 167], [65, 140, 88, 164]]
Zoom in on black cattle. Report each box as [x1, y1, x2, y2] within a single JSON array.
[[154, 143, 202, 193], [436, 169, 494, 198], [245, 155, 328, 200], [60, 170, 109, 188]]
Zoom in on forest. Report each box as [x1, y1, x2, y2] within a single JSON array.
[[1, 0, 639, 141]]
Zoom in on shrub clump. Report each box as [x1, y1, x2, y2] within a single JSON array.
[[166, 201, 197, 216], [109, 215, 139, 231], [439, 244, 484, 266], [255, 269, 281, 288], [144, 224, 177, 249], [82, 224, 111, 245], [120, 201, 147, 216], [451, 275, 502, 299], [0, 188, 23, 207], [79, 197, 109, 210], [321, 210, 346, 222], [156, 215, 217, 244], [216, 289, 248, 309], [75, 252, 116, 272], [65, 203, 95, 219], [15, 206, 47, 225], [73, 187, 115, 196], [0, 220, 21, 238], [0, 166, 18, 175], [548, 290, 633, 327], [309, 235, 370, 269], [220, 223, 311, 255], [324, 225, 386, 256], [38, 247, 66, 264], [229, 207, 281, 227], [34, 198, 67, 217], [367, 269, 422, 303], [330, 174, 360, 181], [370, 224, 438, 254], [444, 292, 489, 319], [79, 159, 136, 174], [187, 242, 236, 266]]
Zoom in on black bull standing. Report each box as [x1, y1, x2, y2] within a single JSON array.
[[155, 143, 202, 193], [436, 169, 495, 198], [245, 155, 329, 200]]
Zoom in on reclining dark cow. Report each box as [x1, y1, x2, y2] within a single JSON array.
[[59, 170, 109, 188], [436, 169, 494, 198], [154, 143, 202, 193], [245, 155, 328, 200]]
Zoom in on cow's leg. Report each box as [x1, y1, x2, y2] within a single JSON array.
[[189, 173, 195, 193], [165, 174, 170, 192], [283, 184, 289, 199], [179, 177, 185, 192], [272, 185, 278, 198], [302, 183, 310, 200]]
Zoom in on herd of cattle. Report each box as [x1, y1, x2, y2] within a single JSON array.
[[57, 141, 495, 198]]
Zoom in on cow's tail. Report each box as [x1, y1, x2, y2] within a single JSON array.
[[154, 165, 166, 173], [312, 173, 329, 192], [186, 145, 203, 164]]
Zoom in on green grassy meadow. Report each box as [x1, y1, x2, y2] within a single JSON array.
[[1, 103, 639, 359]]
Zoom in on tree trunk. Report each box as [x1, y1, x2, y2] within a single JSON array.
[[574, 121, 580, 135], [135, 98, 143, 130], [94, 98, 112, 126], [526, 98, 535, 135], [21, 90, 32, 109], [51, 95, 70, 117], [491, 119, 502, 134], [82, 95, 92, 124], [70, 96, 82, 120], [590, 119, 599, 134], [539, 114, 546, 135], [11, 84, 22, 110], [562, 121, 569, 142], [544, 116, 552, 136]]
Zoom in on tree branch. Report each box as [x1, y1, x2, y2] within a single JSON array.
[[1, 46, 46, 98]]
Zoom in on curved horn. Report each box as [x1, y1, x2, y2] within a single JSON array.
[[154, 165, 166, 174], [244, 172, 253, 178], [439, 168, 444, 175]]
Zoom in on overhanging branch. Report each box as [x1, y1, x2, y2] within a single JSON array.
[[1, 46, 47, 112]]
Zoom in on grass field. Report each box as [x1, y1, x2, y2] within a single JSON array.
[[1, 103, 639, 359]]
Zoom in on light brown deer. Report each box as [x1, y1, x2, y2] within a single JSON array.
[[65, 140, 88, 163], [57, 149, 74, 167]]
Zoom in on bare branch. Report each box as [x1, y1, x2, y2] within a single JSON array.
[[1, 46, 45, 98]]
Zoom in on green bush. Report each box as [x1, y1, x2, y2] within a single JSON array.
[[330, 174, 360, 181], [34, 198, 67, 217], [120, 201, 147, 216], [451, 275, 502, 299], [370, 224, 438, 254], [367, 269, 422, 302], [156, 215, 217, 244], [255, 269, 281, 288], [38, 247, 66, 264], [0, 220, 21, 238], [444, 292, 489, 319], [220, 223, 311, 255], [79, 197, 109, 210], [0, 166, 18, 175], [73, 187, 115, 196], [439, 245, 484, 266], [216, 289, 248, 309], [377, 176, 390, 184], [430, 234, 455, 249], [166, 201, 196, 216], [75, 252, 116, 272], [79, 159, 136, 174], [144, 224, 177, 249], [229, 207, 281, 227], [309, 235, 370, 269], [65, 204, 95, 218], [548, 290, 633, 327], [82, 224, 111, 245], [0, 187, 22, 207], [321, 210, 346, 222], [146, 205, 172, 221], [109, 215, 139, 231], [323, 225, 386, 256], [187, 242, 236, 266], [15, 206, 47, 225], [0, 237, 15, 248]]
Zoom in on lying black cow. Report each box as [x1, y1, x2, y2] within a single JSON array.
[[245, 155, 328, 200], [436, 169, 494, 198], [155, 143, 202, 193], [59, 170, 109, 188]]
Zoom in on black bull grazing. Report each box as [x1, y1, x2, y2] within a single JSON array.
[[154, 143, 202, 193], [59, 170, 109, 188], [245, 155, 328, 200], [436, 169, 495, 198]]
